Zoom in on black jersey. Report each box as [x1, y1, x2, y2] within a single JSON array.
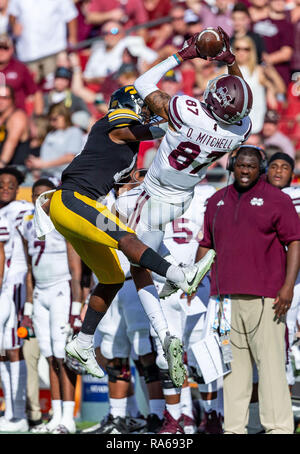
[[60, 108, 141, 200]]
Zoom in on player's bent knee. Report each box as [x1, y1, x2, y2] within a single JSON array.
[[106, 358, 131, 383], [118, 232, 137, 250], [142, 362, 160, 384], [52, 341, 67, 359], [159, 368, 176, 390], [37, 341, 52, 359]]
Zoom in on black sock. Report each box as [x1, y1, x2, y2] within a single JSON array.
[[81, 306, 105, 335], [139, 248, 171, 277]]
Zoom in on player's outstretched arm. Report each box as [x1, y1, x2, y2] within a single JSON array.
[[134, 34, 201, 122], [209, 26, 244, 80]]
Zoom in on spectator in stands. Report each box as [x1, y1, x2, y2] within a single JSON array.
[[43, 66, 89, 115], [262, 110, 296, 159], [230, 2, 265, 63], [187, 0, 233, 36], [156, 3, 189, 58], [291, 0, 300, 75], [264, 143, 286, 160], [279, 72, 300, 154], [83, 20, 157, 85], [74, 0, 94, 43], [8, 0, 78, 85], [193, 60, 221, 101], [232, 35, 285, 133], [0, 85, 31, 167], [29, 115, 49, 157], [0, 34, 43, 115], [26, 103, 84, 181], [248, 0, 269, 23], [84, 0, 148, 39], [159, 69, 184, 98], [143, 0, 172, 49], [252, 0, 294, 88], [0, 0, 9, 35]]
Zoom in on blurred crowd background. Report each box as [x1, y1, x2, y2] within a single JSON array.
[[0, 0, 299, 191]]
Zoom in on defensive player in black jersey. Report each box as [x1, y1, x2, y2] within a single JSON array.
[[45, 86, 206, 387]]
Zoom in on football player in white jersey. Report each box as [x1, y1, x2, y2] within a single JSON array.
[[131, 25, 253, 290], [0, 212, 13, 425], [266, 152, 300, 395], [113, 28, 253, 387], [150, 184, 225, 434], [19, 178, 82, 434], [89, 182, 166, 435], [0, 167, 33, 433]]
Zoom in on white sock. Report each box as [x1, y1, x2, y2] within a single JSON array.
[[61, 401, 75, 428], [137, 286, 168, 344], [149, 399, 165, 419], [76, 332, 93, 348], [0, 361, 13, 420], [110, 397, 127, 419], [48, 400, 62, 428], [180, 386, 194, 418], [10, 360, 27, 420], [166, 265, 185, 284], [166, 402, 181, 421], [126, 394, 140, 417]]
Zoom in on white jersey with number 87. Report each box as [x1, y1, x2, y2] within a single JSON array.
[[144, 95, 252, 202]]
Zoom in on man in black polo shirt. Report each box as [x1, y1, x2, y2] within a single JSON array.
[[196, 145, 300, 434]]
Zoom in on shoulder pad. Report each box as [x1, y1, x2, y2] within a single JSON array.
[[108, 108, 142, 129]]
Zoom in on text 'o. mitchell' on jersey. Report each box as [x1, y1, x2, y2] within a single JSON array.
[[144, 95, 252, 202]]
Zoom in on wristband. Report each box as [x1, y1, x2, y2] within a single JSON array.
[[71, 301, 82, 316], [24, 302, 33, 317]]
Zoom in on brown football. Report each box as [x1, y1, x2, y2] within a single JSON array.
[[196, 28, 224, 58]]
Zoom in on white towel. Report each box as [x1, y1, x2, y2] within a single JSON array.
[[34, 190, 56, 240]]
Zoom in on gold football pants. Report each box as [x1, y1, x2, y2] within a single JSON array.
[[49, 190, 135, 284]]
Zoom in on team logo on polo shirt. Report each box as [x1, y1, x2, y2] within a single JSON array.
[[250, 197, 264, 206], [217, 200, 224, 206]]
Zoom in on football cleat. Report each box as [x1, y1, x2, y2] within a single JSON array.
[[159, 410, 184, 434], [198, 410, 223, 434], [52, 423, 76, 434], [181, 414, 198, 434], [163, 332, 186, 388], [178, 249, 216, 295], [89, 414, 128, 434], [125, 416, 147, 433], [65, 337, 105, 379], [0, 417, 29, 433], [159, 249, 216, 299], [140, 413, 164, 434]]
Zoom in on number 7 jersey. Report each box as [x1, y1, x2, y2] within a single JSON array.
[[20, 210, 71, 288], [144, 95, 252, 202]]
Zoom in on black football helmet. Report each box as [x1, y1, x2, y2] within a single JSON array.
[[109, 85, 145, 117], [109, 85, 157, 124]]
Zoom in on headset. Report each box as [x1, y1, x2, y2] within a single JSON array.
[[226, 145, 268, 175]]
